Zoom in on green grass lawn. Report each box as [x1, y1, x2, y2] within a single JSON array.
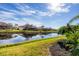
[[0, 29, 56, 33], [0, 36, 65, 56]]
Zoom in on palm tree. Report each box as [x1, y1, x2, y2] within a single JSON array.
[[68, 15, 79, 25], [67, 15, 79, 33], [66, 15, 79, 55]]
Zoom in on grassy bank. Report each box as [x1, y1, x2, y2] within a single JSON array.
[[0, 30, 57, 33], [0, 36, 65, 56]]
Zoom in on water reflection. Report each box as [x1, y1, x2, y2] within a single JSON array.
[[0, 34, 12, 39], [0, 33, 59, 45]]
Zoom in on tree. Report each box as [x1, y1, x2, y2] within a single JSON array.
[[67, 15, 79, 55], [58, 14, 79, 55], [68, 15, 79, 24]]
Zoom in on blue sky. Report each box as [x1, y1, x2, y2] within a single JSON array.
[[0, 3, 79, 29]]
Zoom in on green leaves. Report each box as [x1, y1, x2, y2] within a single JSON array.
[[58, 15, 79, 55], [68, 15, 79, 24], [71, 48, 79, 56]]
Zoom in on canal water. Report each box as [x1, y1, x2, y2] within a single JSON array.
[[0, 33, 59, 45]]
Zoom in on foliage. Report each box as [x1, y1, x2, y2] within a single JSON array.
[[58, 14, 79, 56]]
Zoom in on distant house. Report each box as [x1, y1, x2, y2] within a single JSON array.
[[13, 24, 19, 30], [0, 22, 13, 29], [22, 24, 37, 30], [19, 26, 25, 30]]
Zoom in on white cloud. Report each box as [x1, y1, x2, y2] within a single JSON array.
[[37, 11, 56, 16], [14, 4, 36, 16], [48, 3, 71, 13], [0, 10, 43, 27], [0, 4, 36, 16], [0, 11, 15, 18], [0, 3, 71, 27], [0, 4, 42, 26], [22, 18, 43, 27], [13, 4, 52, 17], [33, 3, 71, 17], [37, 11, 49, 16], [0, 3, 71, 17]]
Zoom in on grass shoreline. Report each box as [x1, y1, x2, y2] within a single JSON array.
[[0, 36, 66, 56], [0, 30, 57, 33], [0, 37, 57, 48]]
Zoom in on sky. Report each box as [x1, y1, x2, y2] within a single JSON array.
[[0, 3, 79, 29]]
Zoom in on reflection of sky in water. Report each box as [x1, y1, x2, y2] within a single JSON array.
[[0, 33, 59, 45], [0, 35, 26, 44]]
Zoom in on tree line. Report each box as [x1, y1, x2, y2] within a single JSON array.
[[0, 22, 56, 31]]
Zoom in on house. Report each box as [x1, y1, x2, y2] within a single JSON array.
[[0, 22, 13, 29], [22, 24, 37, 30]]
